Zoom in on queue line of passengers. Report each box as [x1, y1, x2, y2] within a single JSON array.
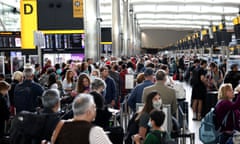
[[1, 54, 240, 144]]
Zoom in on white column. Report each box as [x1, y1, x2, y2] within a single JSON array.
[[122, 0, 128, 56], [84, 0, 99, 61], [128, 4, 134, 56], [112, 0, 121, 57]]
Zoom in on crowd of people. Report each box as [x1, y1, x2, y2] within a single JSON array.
[[0, 54, 240, 144]]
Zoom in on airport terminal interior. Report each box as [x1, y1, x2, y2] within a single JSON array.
[[0, 0, 240, 144]]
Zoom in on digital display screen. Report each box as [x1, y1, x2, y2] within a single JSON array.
[[44, 33, 84, 49], [0, 32, 21, 48]]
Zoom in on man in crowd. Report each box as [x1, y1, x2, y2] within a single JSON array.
[[14, 67, 44, 113], [51, 94, 112, 144], [142, 69, 177, 115], [128, 68, 154, 112]]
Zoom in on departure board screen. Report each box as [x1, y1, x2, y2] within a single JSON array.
[[0, 32, 21, 48], [44, 33, 84, 49]]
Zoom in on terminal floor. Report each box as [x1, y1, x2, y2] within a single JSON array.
[[183, 82, 202, 144]]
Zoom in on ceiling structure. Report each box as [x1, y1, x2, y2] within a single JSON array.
[[100, 0, 240, 30], [0, 0, 239, 31]]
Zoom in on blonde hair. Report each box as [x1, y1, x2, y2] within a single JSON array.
[[218, 83, 232, 100], [12, 71, 23, 82]]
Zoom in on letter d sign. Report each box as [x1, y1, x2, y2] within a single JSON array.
[[24, 4, 33, 14]]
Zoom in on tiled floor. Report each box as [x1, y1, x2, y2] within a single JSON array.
[[182, 82, 202, 144]]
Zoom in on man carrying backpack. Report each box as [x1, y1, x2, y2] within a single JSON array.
[[11, 89, 61, 144], [14, 67, 44, 113]]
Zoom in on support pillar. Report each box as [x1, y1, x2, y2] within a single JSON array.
[[122, 0, 129, 56], [128, 4, 134, 56], [112, 0, 121, 57], [84, 0, 100, 61]]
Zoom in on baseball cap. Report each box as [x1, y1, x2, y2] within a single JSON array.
[[144, 68, 154, 76]]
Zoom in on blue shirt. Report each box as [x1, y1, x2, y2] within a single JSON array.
[[104, 76, 117, 105], [128, 80, 153, 111]]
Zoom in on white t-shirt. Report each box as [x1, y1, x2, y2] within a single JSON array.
[[50, 83, 58, 89], [62, 79, 73, 94], [89, 126, 112, 144]]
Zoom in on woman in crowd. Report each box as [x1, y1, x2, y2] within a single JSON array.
[[55, 63, 62, 81], [48, 72, 58, 89], [80, 62, 89, 75], [0, 81, 10, 138], [9, 71, 23, 111], [133, 91, 162, 141], [76, 73, 91, 94], [160, 64, 174, 86], [90, 69, 100, 82], [215, 83, 240, 144], [90, 78, 111, 129], [207, 62, 223, 91], [62, 70, 75, 95], [136, 73, 145, 85]]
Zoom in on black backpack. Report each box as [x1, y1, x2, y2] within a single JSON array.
[[10, 111, 49, 144]]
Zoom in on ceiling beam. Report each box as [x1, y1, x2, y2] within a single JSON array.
[[134, 11, 237, 16], [131, 1, 240, 8]]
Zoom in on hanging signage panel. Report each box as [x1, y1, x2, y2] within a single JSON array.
[[21, 0, 37, 49], [37, 0, 84, 30], [73, 0, 83, 18]]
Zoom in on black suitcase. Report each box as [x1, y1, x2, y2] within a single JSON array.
[[0, 136, 10, 144], [107, 126, 124, 144]]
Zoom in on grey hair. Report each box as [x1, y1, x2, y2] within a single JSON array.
[[23, 67, 33, 78], [91, 78, 106, 90], [42, 89, 60, 109], [155, 69, 166, 81], [72, 94, 95, 116]]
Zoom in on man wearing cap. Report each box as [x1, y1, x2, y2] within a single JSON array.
[[127, 68, 154, 112]]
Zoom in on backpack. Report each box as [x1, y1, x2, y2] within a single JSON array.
[[199, 108, 232, 144], [151, 131, 176, 144], [124, 113, 140, 144], [10, 111, 49, 144]]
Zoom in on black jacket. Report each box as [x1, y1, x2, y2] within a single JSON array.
[[0, 93, 10, 137]]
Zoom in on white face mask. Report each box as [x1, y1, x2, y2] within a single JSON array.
[[152, 99, 162, 110], [148, 121, 152, 128], [91, 76, 96, 82]]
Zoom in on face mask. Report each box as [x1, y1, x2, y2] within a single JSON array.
[[152, 99, 162, 110], [148, 121, 152, 128], [91, 76, 96, 81]]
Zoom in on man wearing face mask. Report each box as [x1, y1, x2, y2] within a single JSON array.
[[142, 69, 177, 116], [134, 110, 174, 144]]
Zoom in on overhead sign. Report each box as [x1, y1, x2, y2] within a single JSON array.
[[73, 0, 83, 18], [21, 0, 37, 49]]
